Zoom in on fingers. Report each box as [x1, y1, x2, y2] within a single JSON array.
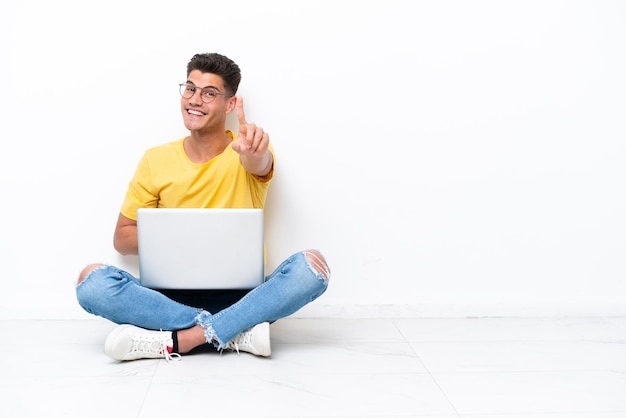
[[233, 96, 269, 155], [235, 125, 268, 154], [236, 96, 247, 126], [232, 127, 269, 155]]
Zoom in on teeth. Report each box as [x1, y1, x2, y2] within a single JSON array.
[[188, 110, 203, 116]]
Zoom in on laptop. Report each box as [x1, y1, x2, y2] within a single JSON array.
[[137, 208, 265, 290]]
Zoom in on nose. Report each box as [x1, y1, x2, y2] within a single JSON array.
[[188, 89, 203, 105]]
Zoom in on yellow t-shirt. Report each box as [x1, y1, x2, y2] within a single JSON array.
[[120, 131, 274, 220]]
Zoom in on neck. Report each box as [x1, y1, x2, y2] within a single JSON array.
[[184, 131, 231, 163]]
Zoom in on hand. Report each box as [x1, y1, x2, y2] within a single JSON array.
[[231, 97, 269, 158]]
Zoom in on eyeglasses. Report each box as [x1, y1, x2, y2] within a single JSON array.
[[178, 83, 233, 103]]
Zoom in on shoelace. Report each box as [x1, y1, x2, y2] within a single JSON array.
[[226, 330, 252, 355], [163, 348, 181, 363], [130, 331, 181, 362]]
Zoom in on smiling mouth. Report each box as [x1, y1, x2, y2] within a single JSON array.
[[187, 109, 205, 116]]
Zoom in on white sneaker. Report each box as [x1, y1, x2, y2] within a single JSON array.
[[104, 324, 181, 362], [225, 322, 271, 357]]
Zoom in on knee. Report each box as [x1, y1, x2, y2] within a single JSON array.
[[77, 263, 107, 285], [303, 250, 330, 282]]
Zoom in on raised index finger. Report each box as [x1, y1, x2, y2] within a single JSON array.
[[236, 96, 247, 125]]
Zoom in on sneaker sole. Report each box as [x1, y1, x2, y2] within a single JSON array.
[[104, 324, 133, 360], [254, 322, 271, 357]]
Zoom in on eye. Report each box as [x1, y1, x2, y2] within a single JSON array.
[[186, 85, 196, 93], [203, 90, 217, 98]]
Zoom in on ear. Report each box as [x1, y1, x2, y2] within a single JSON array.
[[225, 96, 237, 114]]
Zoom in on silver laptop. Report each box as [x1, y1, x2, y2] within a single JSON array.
[[137, 208, 265, 289]]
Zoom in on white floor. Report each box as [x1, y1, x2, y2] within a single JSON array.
[[1, 317, 625, 417]]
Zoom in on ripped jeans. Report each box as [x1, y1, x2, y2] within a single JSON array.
[[76, 250, 329, 348]]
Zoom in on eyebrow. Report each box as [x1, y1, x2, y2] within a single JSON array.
[[185, 81, 221, 92]]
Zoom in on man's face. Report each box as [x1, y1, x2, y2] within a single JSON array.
[[180, 70, 235, 133]]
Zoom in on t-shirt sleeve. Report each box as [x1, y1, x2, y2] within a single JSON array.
[[119, 153, 159, 220]]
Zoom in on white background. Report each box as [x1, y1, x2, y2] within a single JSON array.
[[1, 0, 624, 319]]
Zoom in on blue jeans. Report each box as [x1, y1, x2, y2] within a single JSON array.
[[76, 250, 329, 348]]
